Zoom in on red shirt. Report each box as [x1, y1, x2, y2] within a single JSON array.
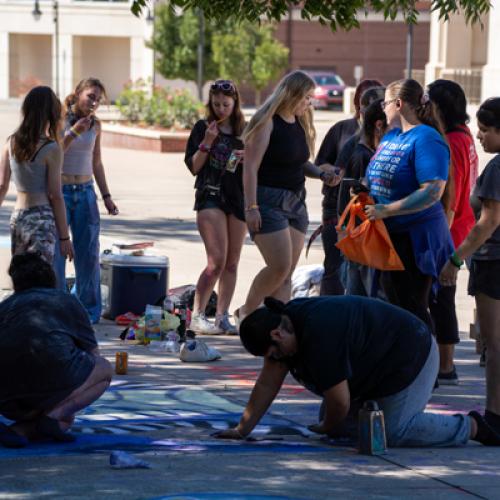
[[447, 126, 478, 247]]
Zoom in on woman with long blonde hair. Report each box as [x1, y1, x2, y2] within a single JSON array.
[[236, 70, 336, 321]]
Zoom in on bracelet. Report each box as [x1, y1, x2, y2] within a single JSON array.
[[198, 143, 211, 153], [102, 193, 111, 200], [70, 127, 80, 138], [59, 237, 70, 242], [245, 204, 259, 212], [449, 252, 464, 269]]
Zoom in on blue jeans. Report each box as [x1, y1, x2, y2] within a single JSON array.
[[377, 338, 470, 447], [54, 182, 101, 323]]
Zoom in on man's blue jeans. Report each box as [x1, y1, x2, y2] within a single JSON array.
[[377, 338, 470, 447], [54, 182, 101, 324]]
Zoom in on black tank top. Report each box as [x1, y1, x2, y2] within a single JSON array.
[[258, 114, 310, 192]]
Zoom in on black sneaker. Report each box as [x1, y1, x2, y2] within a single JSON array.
[[480, 347, 487, 367], [469, 411, 500, 446], [438, 365, 459, 386]]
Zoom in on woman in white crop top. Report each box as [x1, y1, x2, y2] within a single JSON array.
[[53, 78, 118, 324], [0, 86, 73, 264]]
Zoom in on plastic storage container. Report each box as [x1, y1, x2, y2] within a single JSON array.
[[100, 254, 169, 319]]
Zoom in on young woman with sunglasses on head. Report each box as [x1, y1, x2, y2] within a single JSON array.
[[185, 79, 247, 334], [0, 86, 73, 265], [53, 78, 118, 325], [364, 79, 453, 331], [440, 98, 500, 438], [236, 70, 337, 322], [427, 80, 479, 385]]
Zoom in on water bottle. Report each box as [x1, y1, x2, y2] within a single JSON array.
[[358, 400, 387, 455], [163, 295, 175, 314]]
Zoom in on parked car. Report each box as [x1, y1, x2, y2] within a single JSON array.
[[307, 71, 346, 109]]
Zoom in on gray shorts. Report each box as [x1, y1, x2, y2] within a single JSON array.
[[255, 185, 309, 236]]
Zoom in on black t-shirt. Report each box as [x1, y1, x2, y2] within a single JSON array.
[[315, 118, 360, 218], [0, 288, 97, 404], [344, 142, 374, 180], [282, 296, 431, 400], [258, 115, 310, 192], [184, 119, 244, 210]]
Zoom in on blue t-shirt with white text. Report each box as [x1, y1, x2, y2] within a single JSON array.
[[366, 125, 450, 230]]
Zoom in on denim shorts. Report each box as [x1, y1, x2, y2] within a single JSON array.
[[468, 258, 500, 300], [255, 185, 309, 236]]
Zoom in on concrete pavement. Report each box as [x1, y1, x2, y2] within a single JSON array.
[[0, 106, 498, 499]]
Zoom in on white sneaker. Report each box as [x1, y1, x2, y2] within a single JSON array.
[[189, 312, 223, 335], [215, 312, 238, 335], [180, 339, 222, 362]]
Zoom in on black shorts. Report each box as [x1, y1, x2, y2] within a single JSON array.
[[194, 189, 245, 222], [468, 259, 500, 300]]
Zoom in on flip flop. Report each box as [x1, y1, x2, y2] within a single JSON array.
[[37, 416, 76, 443], [0, 422, 28, 448]]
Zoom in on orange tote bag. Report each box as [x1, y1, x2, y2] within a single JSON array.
[[335, 193, 404, 271]]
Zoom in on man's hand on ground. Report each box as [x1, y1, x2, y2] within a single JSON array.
[[307, 422, 328, 435], [212, 428, 246, 440]]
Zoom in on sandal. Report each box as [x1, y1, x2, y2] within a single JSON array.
[[37, 416, 76, 443], [0, 422, 29, 448]]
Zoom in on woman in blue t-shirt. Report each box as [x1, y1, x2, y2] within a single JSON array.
[[364, 79, 453, 330]]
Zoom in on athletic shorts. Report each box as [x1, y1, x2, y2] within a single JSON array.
[[255, 185, 309, 236], [468, 259, 500, 300]]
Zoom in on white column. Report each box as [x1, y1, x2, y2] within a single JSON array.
[[482, 0, 500, 100], [130, 35, 154, 88], [59, 34, 73, 98], [425, 10, 444, 84], [0, 32, 9, 99]]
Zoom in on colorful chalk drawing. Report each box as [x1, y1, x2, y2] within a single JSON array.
[[0, 383, 333, 458], [151, 495, 304, 500]]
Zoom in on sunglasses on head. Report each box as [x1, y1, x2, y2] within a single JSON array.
[[211, 80, 235, 92]]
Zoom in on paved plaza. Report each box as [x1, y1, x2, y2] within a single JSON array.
[[0, 102, 498, 499]]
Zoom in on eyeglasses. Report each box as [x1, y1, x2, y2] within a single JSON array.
[[210, 80, 235, 92], [381, 99, 397, 110]]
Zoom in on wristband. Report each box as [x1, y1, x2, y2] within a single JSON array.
[[245, 204, 259, 212], [449, 252, 464, 269], [198, 143, 211, 153], [102, 193, 111, 200], [319, 171, 326, 181], [70, 127, 80, 138], [59, 237, 70, 242]]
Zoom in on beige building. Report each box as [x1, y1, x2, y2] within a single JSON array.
[[425, 0, 499, 102], [0, 0, 153, 100]]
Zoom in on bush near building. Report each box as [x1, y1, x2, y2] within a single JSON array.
[[116, 79, 204, 130]]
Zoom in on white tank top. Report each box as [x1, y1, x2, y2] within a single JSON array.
[[62, 121, 97, 176]]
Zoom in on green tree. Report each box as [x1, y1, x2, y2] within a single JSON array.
[[133, 1, 490, 30], [147, 5, 218, 84], [212, 23, 288, 105]]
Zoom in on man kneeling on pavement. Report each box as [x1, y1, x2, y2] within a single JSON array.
[[216, 296, 500, 447], [0, 253, 112, 448]]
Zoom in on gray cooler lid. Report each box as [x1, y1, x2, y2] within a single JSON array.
[[100, 253, 169, 267]]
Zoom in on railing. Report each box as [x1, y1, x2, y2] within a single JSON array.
[[439, 68, 482, 104]]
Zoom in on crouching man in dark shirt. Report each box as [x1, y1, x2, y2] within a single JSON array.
[[216, 296, 500, 447], [0, 253, 113, 448]]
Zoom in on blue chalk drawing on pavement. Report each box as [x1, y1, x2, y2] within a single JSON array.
[[151, 494, 304, 500], [0, 384, 338, 458]]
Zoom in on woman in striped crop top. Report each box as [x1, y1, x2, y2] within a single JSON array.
[[53, 78, 118, 324], [0, 86, 73, 264]]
